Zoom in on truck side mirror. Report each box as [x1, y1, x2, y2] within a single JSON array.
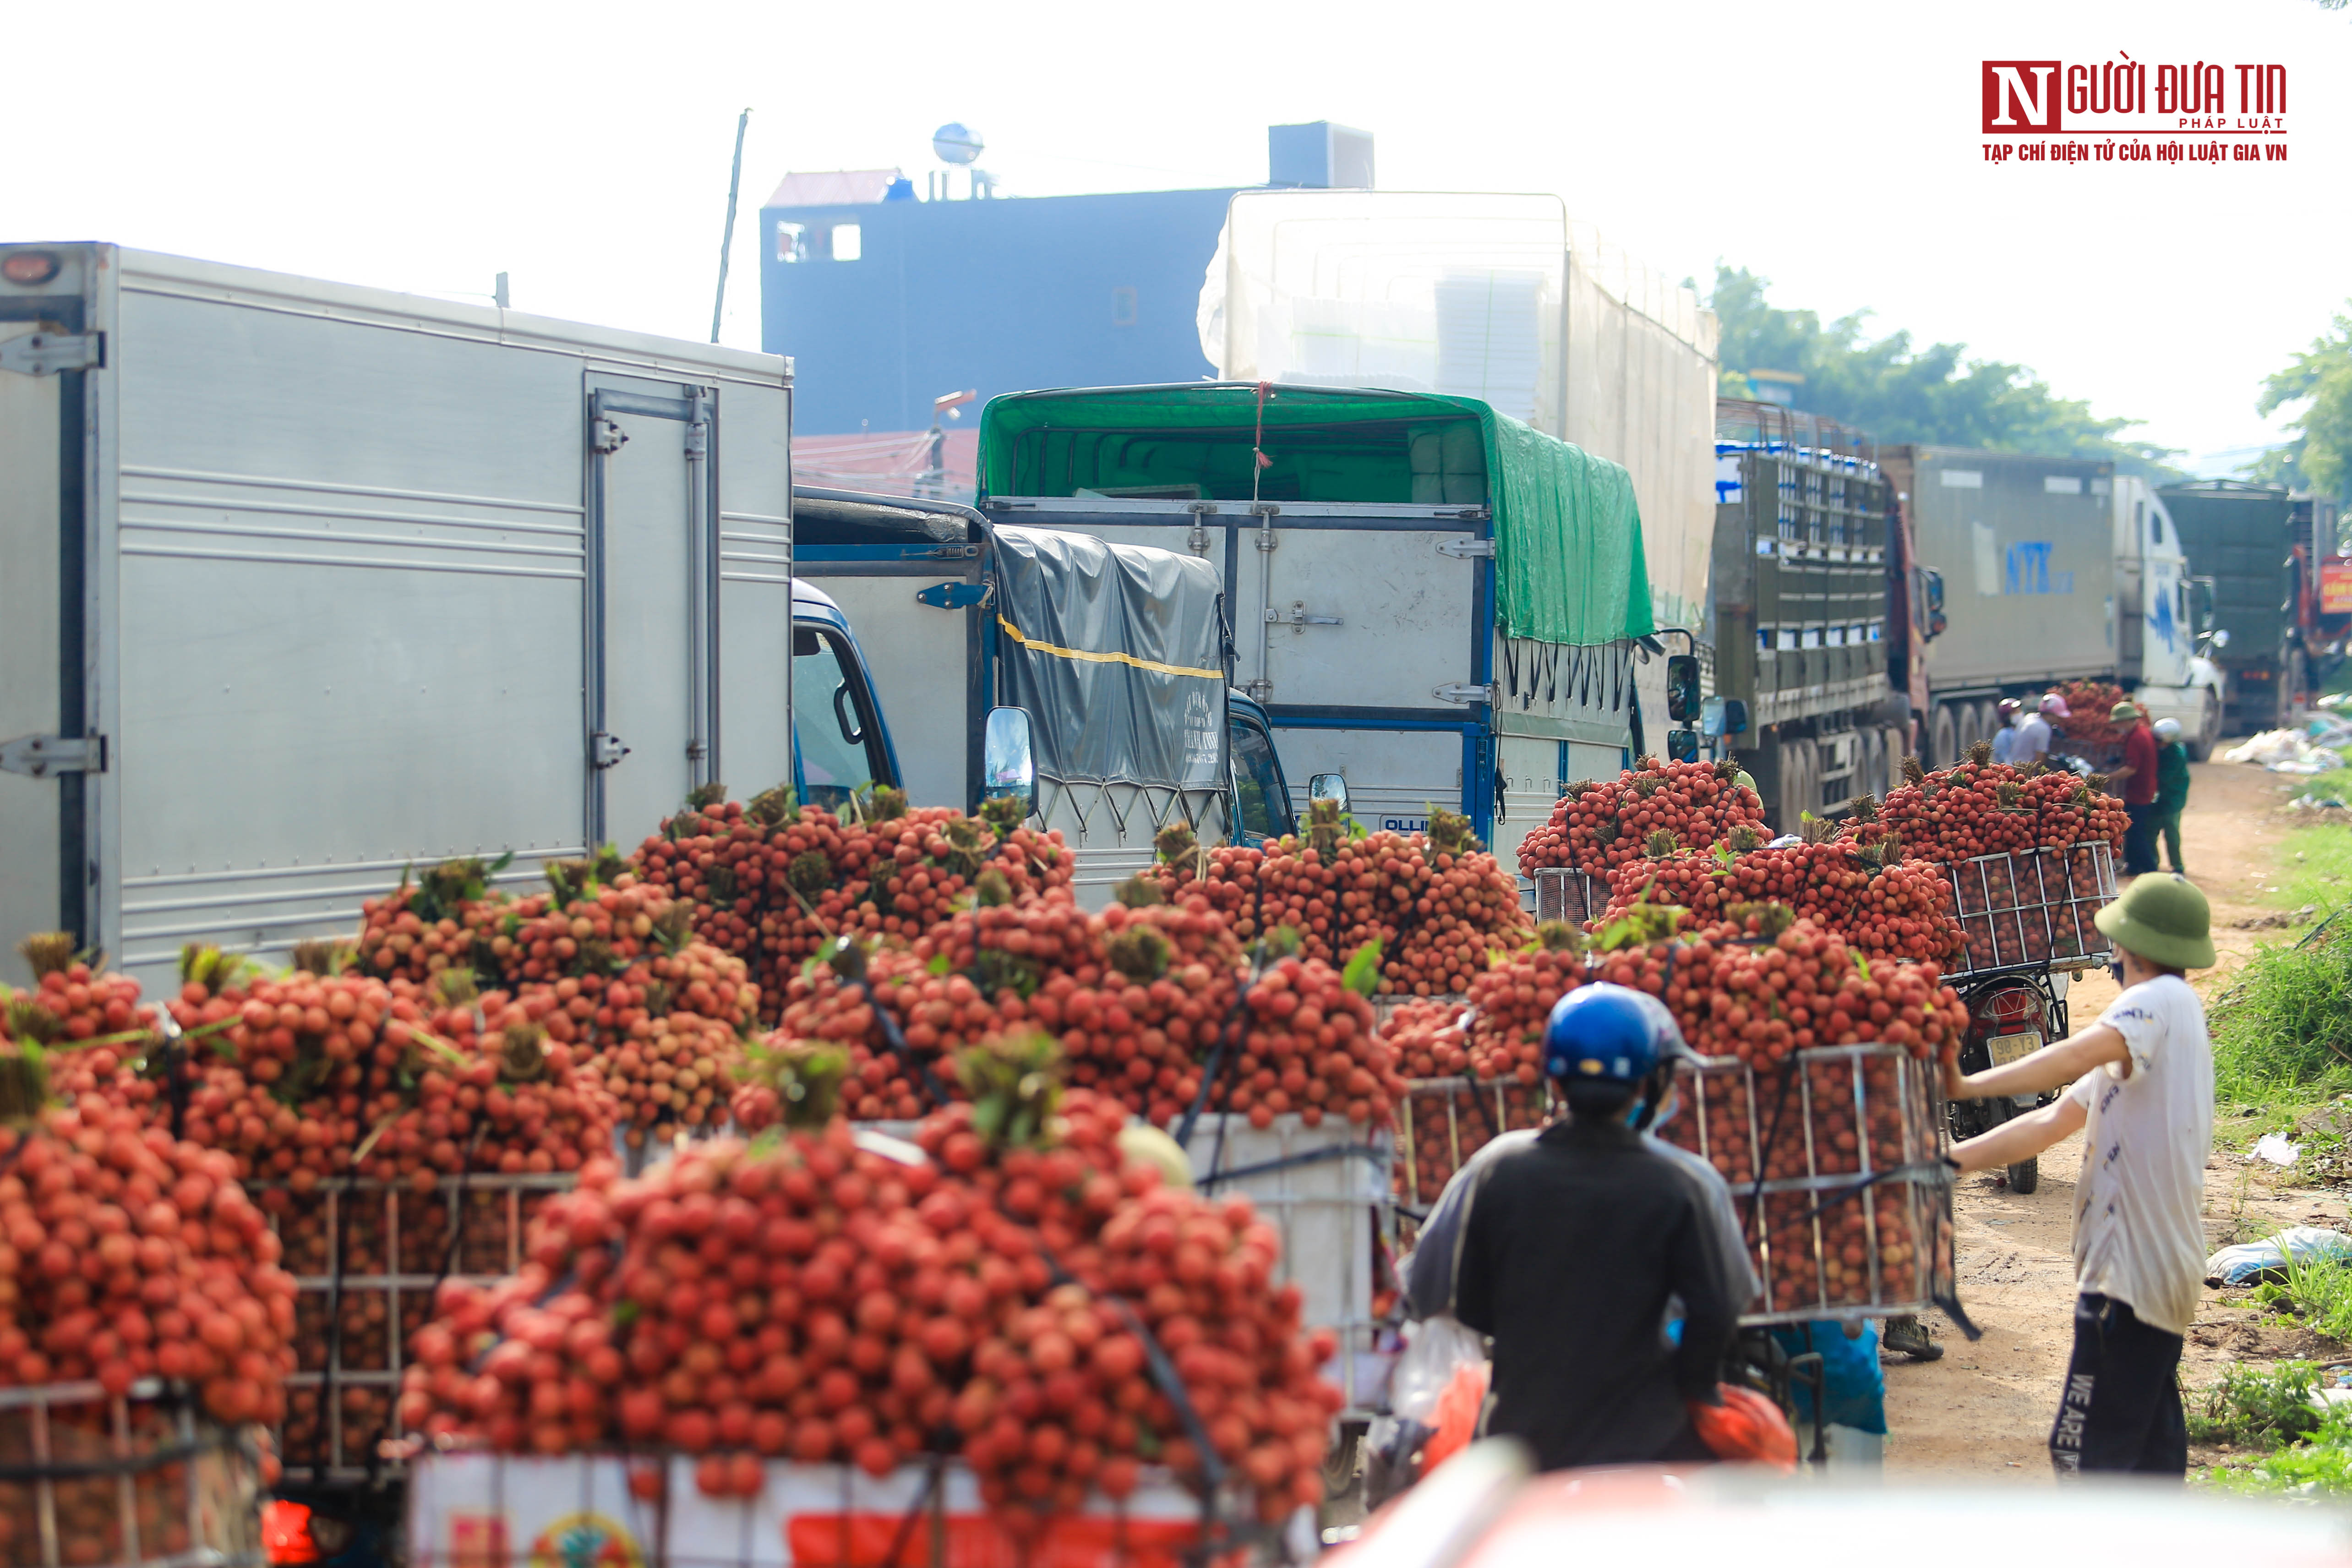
[[1307, 772, 1350, 813], [1665, 654, 1701, 723], [1666, 728, 1700, 763], [982, 707, 1036, 818], [1702, 697, 1750, 737], [2210, 628, 2231, 650]]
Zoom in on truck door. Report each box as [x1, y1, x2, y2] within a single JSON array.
[[1229, 705, 1294, 846], [791, 618, 897, 810], [0, 311, 74, 946], [587, 382, 719, 847]]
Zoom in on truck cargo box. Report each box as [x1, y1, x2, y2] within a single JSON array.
[[0, 243, 792, 987], [1880, 447, 2116, 695]]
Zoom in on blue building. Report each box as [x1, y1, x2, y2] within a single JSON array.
[[759, 124, 1371, 449]]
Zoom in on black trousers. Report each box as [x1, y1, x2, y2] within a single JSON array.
[[2123, 803, 2161, 877], [2049, 1293, 2186, 1476]]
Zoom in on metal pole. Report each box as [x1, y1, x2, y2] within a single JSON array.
[[711, 108, 751, 344]]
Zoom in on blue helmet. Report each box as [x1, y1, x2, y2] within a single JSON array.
[[1542, 983, 1692, 1086]]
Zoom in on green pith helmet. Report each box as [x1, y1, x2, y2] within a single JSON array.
[[2095, 874, 2216, 970], [2110, 700, 2142, 724]]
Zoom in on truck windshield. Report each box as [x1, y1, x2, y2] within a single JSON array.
[[793, 624, 887, 809], [1231, 718, 1293, 841]]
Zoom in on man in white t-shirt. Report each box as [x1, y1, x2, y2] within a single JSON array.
[[2014, 694, 2061, 767], [1942, 874, 2216, 1476]]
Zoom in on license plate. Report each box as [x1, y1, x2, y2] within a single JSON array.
[[1987, 1030, 2041, 1066]]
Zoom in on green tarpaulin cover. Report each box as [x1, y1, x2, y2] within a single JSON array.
[[977, 384, 1653, 648]]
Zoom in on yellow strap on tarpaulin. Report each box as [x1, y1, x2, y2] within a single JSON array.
[[995, 614, 1223, 681]]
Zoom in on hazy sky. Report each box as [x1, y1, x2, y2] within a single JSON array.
[[13, 0, 2346, 467]]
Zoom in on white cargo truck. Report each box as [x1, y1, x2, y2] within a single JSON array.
[[1195, 187, 1721, 841], [0, 243, 795, 986]]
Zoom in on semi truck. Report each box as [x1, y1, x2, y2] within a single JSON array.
[[1881, 447, 2226, 766], [1705, 404, 1910, 829], [2155, 479, 2346, 730]]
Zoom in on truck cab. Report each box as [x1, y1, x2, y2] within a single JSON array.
[[1226, 689, 1297, 846], [791, 486, 1299, 899], [790, 579, 905, 810], [2114, 475, 2226, 757]]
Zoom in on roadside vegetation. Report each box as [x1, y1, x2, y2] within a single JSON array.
[[2207, 780, 2352, 1143], [2194, 1361, 2352, 1496]]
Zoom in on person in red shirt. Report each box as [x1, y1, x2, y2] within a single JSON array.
[[2109, 700, 2161, 876]]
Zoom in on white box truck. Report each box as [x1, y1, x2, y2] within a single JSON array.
[[0, 243, 795, 986]]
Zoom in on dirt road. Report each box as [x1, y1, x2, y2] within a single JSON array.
[[1885, 759, 2340, 1476]]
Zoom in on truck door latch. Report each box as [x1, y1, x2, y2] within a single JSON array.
[[1266, 602, 1342, 633], [916, 581, 990, 610], [590, 416, 629, 455], [0, 332, 103, 377], [1435, 537, 1495, 559], [589, 732, 631, 770], [1432, 683, 1498, 705], [0, 733, 105, 777]]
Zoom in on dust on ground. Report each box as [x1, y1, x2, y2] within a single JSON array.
[[1885, 758, 2345, 1478]]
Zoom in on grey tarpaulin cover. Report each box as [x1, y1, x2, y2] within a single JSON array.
[[990, 526, 1226, 795]]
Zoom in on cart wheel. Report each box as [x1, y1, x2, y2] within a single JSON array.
[[2006, 1157, 2039, 1195]]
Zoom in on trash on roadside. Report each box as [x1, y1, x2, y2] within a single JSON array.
[[2222, 729, 2348, 774], [2205, 1226, 2352, 1287], [2254, 1132, 2303, 1166], [2290, 792, 2349, 811]]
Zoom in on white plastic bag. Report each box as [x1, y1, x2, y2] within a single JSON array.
[[2205, 1227, 2352, 1287], [1387, 1314, 1488, 1423]]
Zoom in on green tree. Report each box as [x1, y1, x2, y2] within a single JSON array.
[[1709, 266, 2182, 475], [2254, 304, 2352, 505]]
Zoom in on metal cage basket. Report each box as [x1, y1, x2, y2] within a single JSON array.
[[1658, 1044, 1956, 1325], [1944, 841, 2118, 978], [246, 1174, 577, 1483], [0, 1380, 264, 1568]]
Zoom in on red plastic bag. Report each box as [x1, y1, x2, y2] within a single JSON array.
[[262, 1500, 321, 1565], [1422, 1360, 1492, 1474], [1687, 1383, 1797, 1470]]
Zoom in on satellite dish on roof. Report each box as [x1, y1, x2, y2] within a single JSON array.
[[933, 123, 984, 165]]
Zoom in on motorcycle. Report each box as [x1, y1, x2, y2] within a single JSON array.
[[1946, 976, 2060, 1193]]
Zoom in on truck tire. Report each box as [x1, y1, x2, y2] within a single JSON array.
[[1775, 738, 1816, 835], [1966, 699, 1996, 756], [2278, 652, 2304, 729], [1885, 725, 1912, 787], [1860, 728, 1887, 799], [1929, 705, 1959, 770]]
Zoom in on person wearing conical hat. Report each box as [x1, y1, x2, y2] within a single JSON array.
[[1943, 874, 2216, 1479]]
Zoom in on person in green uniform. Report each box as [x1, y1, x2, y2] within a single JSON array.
[[2151, 718, 2191, 876]]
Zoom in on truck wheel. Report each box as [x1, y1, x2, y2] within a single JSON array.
[[1860, 728, 1888, 799], [1775, 738, 1817, 835], [1929, 705, 1959, 770], [2007, 1157, 2040, 1195]]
